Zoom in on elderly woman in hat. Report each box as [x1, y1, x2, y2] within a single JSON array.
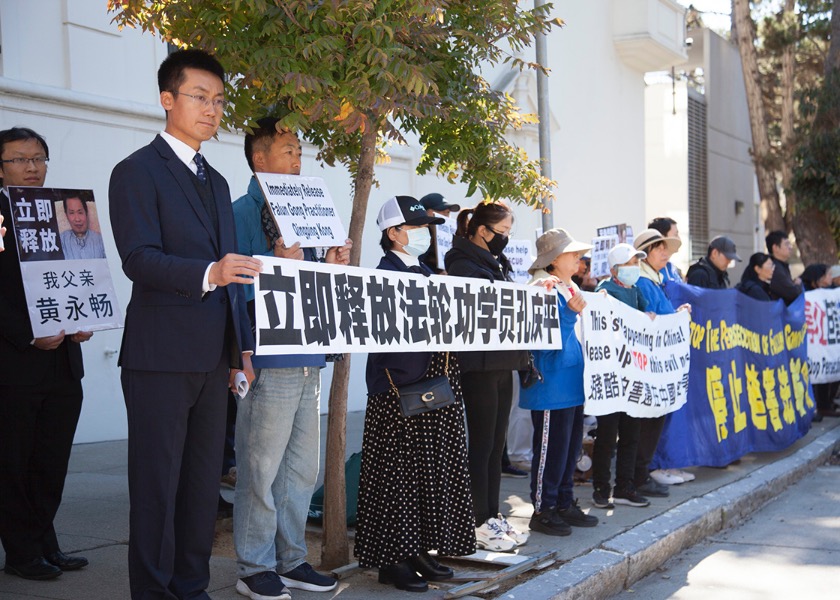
[[519, 228, 599, 537], [355, 196, 476, 593], [632, 229, 692, 496]]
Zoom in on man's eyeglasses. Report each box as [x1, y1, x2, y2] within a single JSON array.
[[0, 157, 49, 166], [172, 91, 227, 111]]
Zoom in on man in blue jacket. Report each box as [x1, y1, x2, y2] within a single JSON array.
[[232, 117, 351, 600]]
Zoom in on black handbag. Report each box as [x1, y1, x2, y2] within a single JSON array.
[[386, 353, 456, 417], [518, 352, 544, 389]]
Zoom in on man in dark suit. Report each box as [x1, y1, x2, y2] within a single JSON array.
[[0, 127, 92, 580], [109, 50, 261, 600]]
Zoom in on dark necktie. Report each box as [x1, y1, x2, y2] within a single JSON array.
[[194, 152, 207, 184]]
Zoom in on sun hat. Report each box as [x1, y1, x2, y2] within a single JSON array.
[[528, 228, 593, 274], [633, 228, 681, 255]]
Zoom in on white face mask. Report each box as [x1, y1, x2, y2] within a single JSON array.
[[616, 265, 641, 286], [403, 227, 431, 257]]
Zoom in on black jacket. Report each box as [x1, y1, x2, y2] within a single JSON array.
[[686, 257, 729, 289], [443, 236, 529, 372], [365, 252, 436, 395], [735, 278, 773, 301], [768, 257, 802, 305]]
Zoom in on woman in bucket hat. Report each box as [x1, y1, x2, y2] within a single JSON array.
[[519, 228, 600, 536], [632, 229, 692, 495]]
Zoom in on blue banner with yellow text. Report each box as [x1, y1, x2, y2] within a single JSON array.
[[651, 283, 815, 469]]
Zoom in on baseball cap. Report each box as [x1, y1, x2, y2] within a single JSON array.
[[709, 236, 742, 261], [376, 195, 445, 231], [420, 192, 461, 213], [608, 243, 646, 269]]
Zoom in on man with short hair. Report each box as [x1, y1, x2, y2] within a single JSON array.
[[109, 49, 261, 600], [686, 236, 741, 289], [0, 127, 92, 580], [765, 230, 802, 304], [60, 194, 106, 260], [232, 116, 350, 600]]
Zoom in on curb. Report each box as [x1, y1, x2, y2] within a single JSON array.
[[504, 426, 840, 600]]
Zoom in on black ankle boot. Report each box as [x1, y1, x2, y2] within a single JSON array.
[[378, 561, 429, 592], [407, 551, 454, 581]]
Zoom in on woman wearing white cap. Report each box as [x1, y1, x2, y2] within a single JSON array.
[[591, 243, 653, 510], [355, 196, 475, 593]]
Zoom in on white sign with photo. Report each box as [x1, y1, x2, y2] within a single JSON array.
[[6, 186, 123, 337]]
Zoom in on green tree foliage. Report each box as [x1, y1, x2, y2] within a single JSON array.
[[107, 0, 561, 566], [108, 0, 558, 207]]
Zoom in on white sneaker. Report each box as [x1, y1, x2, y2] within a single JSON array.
[[494, 514, 529, 546], [475, 519, 517, 552], [668, 468, 695, 482], [650, 469, 685, 485]]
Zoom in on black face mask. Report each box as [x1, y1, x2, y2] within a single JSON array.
[[486, 231, 509, 256]]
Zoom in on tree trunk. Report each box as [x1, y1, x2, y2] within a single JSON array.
[[732, 0, 786, 233], [320, 123, 378, 569], [779, 0, 796, 233]]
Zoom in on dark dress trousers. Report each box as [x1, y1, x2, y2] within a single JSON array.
[[109, 135, 253, 600], [0, 191, 84, 566]]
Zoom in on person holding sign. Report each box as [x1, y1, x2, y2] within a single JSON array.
[[355, 196, 475, 592], [633, 229, 692, 494], [231, 117, 349, 599], [591, 244, 652, 509], [444, 201, 532, 550], [0, 126, 92, 580], [518, 229, 599, 536], [109, 50, 259, 600]]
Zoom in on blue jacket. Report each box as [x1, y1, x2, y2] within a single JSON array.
[[637, 263, 676, 316], [232, 176, 325, 369], [519, 291, 584, 411]]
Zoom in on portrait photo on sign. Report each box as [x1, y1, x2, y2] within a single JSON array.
[[55, 189, 107, 260]]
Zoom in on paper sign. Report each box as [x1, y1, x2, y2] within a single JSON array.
[[254, 173, 347, 248]]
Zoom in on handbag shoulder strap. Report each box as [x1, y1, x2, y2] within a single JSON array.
[[385, 352, 449, 397], [384, 368, 400, 397]]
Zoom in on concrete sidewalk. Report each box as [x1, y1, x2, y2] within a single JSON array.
[[1, 413, 839, 600]]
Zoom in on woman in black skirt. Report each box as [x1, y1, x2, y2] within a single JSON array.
[[354, 196, 475, 592]]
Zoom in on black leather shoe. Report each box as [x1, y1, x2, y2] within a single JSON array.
[[407, 551, 454, 581], [4, 557, 62, 580], [45, 551, 89, 571], [378, 561, 429, 592]]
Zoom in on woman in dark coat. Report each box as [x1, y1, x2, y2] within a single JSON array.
[[444, 201, 531, 551], [735, 253, 775, 301], [354, 196, 475, 593]]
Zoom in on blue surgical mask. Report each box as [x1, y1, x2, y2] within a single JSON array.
[[616, 265, 641, 286], [403, 227, 431, 257]]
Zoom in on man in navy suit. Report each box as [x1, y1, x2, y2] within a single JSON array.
[[109, 50, 261, 600]]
